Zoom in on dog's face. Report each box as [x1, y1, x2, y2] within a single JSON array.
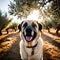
[[18, 20, 42, 46]]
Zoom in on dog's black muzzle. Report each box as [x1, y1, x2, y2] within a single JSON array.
[[25, 26, 32, 36], [23, 26, 36, 42]]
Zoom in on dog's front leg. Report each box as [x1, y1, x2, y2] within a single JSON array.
[[20, 52, 27, 60], [20, 47, 28, 60], [20, 41, 28, 60]]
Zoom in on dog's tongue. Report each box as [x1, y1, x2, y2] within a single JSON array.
[[26, 36, 32, 41]]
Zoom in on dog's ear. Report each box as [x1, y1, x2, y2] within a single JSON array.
[[18, 24, 21, 32], [18, 21, 24, 32], [38, 23, 42, 31]]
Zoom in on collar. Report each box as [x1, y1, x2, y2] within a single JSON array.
[[26, 42, 38, 48]]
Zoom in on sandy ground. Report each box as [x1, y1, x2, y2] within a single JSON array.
[[0, 29, 60, 60]]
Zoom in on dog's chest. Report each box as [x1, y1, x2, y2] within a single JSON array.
[[25, 46, 38, 56], [25, 48, 32, 56]]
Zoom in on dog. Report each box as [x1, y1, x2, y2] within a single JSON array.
[[18, 20, 43, 60]]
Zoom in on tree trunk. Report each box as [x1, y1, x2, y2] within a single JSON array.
[[0, 25, 5, 35], [14, 28, 16, 31], [48, 28, 50, 33], [6, 29, 9, 34], [0, 27, 3, 35], [0, 30, 2, 35], [56, 29, 59, 34]]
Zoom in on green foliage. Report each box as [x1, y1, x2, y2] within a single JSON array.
[[9, 0, 60, 33], [41, 20, 52, 29], [52, 20, 60, 29], [0, 10, 10, 35], [8, 0, 53, 18], [5, 23, 18, 33], [41, 19, 60, 34], [0, 10, 9, 29], [9, 23, 17, 28]]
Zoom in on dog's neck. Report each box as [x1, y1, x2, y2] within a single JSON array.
[[26, 42, 38, 48], [26, 42, 38, 55]]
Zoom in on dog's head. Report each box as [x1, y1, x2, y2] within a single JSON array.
[[18, 20, 42, 46]]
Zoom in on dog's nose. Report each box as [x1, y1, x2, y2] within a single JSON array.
[[26, 26, 32, 33]]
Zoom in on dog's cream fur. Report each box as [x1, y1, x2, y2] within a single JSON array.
[[19, 20, 43, 60]]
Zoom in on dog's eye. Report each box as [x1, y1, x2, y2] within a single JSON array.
[[23, 22, 28, 27], [32, 23, 37, 28]]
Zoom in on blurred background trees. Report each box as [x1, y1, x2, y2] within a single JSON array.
[[8, 0, 60, 34], [0, 10, 18, 35], [41, 19, 60, 34], [5, 23, 17, 34], [8, 0, 60, 18], [0, 10, 9, 35], [0, 0, 60, 35]]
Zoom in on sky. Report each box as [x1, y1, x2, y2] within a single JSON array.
[[0, 0, 13, 12], [0, 0, 21, 23]]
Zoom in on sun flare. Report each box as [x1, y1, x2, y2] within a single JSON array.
[[27, 10, 40, 22]]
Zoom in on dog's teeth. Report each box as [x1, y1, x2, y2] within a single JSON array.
[[24, 30, 26, 35], [32, 31, 34, 36]]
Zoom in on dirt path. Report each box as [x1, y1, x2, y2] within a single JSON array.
[[42, 30, 60, 60], [0, 30, 60, 60], [0, 31, 22, 60]]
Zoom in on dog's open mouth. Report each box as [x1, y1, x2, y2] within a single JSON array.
[[23, 31, 37, 42], [23, 28, 37, 42], [26, 36, 33, 41]]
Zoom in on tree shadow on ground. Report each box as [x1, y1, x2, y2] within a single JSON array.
[[43, 50, 53, 60], [0, 32, 19, 43], [0, 34, 22, 60], [42, 32, 60, 60], [42, 33, 60, 49], [49, 32, 60, 37]]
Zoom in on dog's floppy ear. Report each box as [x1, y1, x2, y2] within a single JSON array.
[[18, 21, 24, 32], [38, 23, 42, 31], [18, 24, 21, 31]]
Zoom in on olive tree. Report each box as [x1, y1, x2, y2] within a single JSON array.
[[0, 10, 9, 35]]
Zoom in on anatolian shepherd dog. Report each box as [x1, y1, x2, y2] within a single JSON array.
[[18, 20, 43, 60]]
